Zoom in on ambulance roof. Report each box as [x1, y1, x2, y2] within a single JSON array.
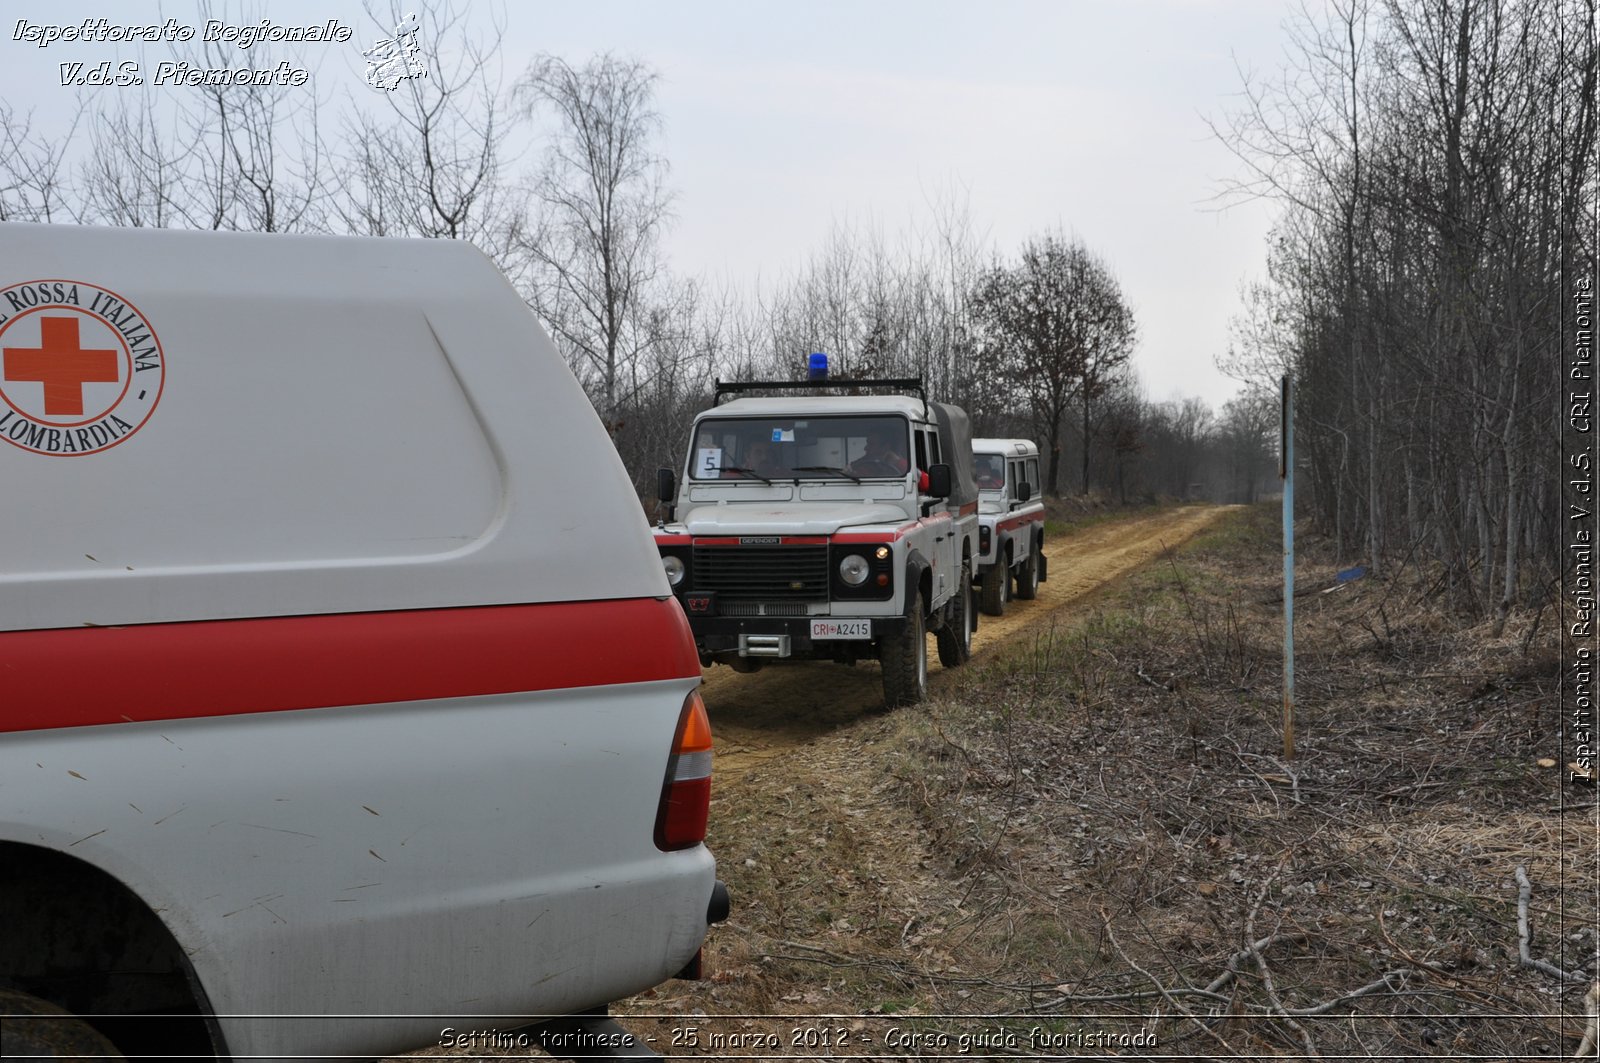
[[0, 223, 666, 632]]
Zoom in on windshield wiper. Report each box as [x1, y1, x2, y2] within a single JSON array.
[[714, 463, 773, 485], [792, 465, 862, 483]]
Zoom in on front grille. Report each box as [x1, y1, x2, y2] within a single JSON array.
[[718, 602, 816, 617], [693, 545, 829, 600]]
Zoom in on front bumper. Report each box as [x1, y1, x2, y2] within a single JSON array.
[[688, 615, 910, 658]]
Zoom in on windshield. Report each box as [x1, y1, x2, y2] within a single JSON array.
[[975, 453, 1006, 491], [688, 415, 912, 481]]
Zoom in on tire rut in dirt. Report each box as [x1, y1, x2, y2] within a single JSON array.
[[700, 506, 1234, 777]]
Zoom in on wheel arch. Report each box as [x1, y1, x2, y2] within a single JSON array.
[[903, 550, 932, 616], [0, 841, 227, 1059]]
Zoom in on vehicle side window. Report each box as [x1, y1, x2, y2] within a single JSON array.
[[927, 431, 941, 465], [914, 431, 928, 470], [1026, 458, 1039, 490]]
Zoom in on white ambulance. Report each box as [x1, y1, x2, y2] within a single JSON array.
[[972, 438, 1048, 615], [0, 223, 724, 1061]]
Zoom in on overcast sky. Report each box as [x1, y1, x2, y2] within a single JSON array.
[[1, 1, 1293, 410]]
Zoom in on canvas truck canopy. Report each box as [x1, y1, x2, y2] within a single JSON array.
[[0, 223, 667, 632], [931, 401, 977, 508]]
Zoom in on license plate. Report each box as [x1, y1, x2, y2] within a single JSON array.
[[811, 619, 872, 640]]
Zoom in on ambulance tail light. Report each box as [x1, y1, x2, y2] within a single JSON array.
[[655, 690, 713, 851]]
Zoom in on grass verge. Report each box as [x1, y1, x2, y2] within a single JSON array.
[[621, 503, 1594, 1060]]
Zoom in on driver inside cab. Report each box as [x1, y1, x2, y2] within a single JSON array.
[[848, 428, 910, 477]]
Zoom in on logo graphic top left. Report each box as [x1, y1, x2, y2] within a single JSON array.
[[0, 280, 165, 455]]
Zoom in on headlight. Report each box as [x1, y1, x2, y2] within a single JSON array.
[[874, 546, 890, 561], [663, 555, 686, 586], [838, 553, 870, 586]]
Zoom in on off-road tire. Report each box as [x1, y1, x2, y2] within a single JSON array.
[[979, 553, 1008, 616], [880, 589, 928, 707], [0, 988, 125, 1060], [1015, 541, 1040, 600], [937, 562, 975, 667]]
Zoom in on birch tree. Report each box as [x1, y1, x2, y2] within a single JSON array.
[[516, 52, 673, 434]]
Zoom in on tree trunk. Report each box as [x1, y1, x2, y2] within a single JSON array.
[[1080, 390, 1092, 495]]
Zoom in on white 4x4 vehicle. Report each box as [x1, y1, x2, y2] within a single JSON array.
[[653, 378, 980, 706], [972, 438, 1048, 616], [0, 223, 724, 1062]]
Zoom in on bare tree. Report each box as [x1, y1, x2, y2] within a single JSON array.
[[334, 2, 518, 263], [0, 103, 84, 222], [1091, 374, 1149, 504], [1214, 0, 1596, 616], [159, 4, 332, 233], [1217, 391, 1279, 503], [77, 96, 195, 228], [969, 232, 1138, 495], [515, 52, 673, 433]]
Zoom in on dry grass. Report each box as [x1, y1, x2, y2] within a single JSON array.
[[617, 503, 1596, 1060]]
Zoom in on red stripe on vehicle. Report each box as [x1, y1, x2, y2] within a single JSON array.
[[835, 513, 951, 544], [654, 534, 692, 545], [1, 598, 700, 734], [997, 513, 1044, 533]]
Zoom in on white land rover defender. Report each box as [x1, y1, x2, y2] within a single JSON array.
[[653, 377, 980, 707], [972, 438, 1048, 616]]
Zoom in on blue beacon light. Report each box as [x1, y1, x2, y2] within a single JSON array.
[[807, 352, 829, 380]]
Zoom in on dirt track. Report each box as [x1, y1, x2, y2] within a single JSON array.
[[703, 505, 1232, 775]]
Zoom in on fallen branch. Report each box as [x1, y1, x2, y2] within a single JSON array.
[[1135, 664, 1174, 693], [1243, 872, 1319, 1057], [1216, 916, 1475, 1020], [1283, 970, 1414, 1016], [1515, 866, 1591, 983], [1266, 756, 1304, 806], [1201, 933, 1308, 995], [1026, 985, 1232, 1010], [1101, 905, 1242, 1058]]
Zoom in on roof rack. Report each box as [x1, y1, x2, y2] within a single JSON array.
[[712, 377, 927, 410]]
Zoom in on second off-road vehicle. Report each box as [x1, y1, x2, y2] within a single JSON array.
[[972, 437, 1048, 615]]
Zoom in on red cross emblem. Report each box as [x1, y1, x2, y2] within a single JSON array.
[[0, 279, 164, 457], [3, 316, 120, 417]]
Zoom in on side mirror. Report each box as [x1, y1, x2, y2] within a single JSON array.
[[926, 463, 952, 499], [1017, 482, 1032, 503], [657, 468, 676, 503]]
